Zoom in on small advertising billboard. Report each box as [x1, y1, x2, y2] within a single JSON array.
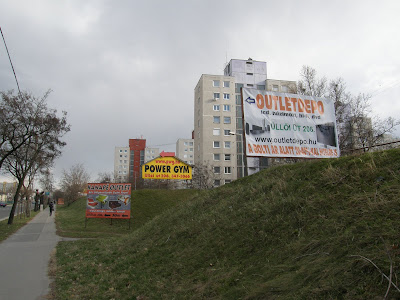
[[86, 183, 131, 219], [242, 88, 339, 159], [142, 156, 192, 180]]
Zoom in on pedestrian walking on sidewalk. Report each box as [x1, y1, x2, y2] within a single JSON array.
[[49, 200, 54, 216]]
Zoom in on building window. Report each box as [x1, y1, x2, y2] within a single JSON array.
[[223, 104, 230, 112], [224, 116, 231, 124], [223, 81, 230, 87], [189, 142, 193, 146], [235, 83, 244, 93], [213, 141, 220, 148], [236, 106, 242, 117], [214, 92, 220, 99], [224, 141, 231, 149], [213, 105, 220, 111], [223, 93, 230, 100], [225, 154, 231, 161], [213, 80, 220, 87], [214, 153, 220, 161], [273, 85, 279, 92], [214, 167, 221, 174], [119, 150, 122, 153], [214, 179, 221, 186], [282, 85, 288, 92], [213, 128, 220, 136], [189, 148, 193, 151], [247, 84, 254, 87], [225, 180, 231, 184], [235, 95, 241, 105], [224, 129, 231, 136], [213, 116, 220, 124], [246, 73, 253, 76], [224, 167, 231, 174]]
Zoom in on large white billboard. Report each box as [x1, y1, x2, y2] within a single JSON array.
[[242, 88, 340, 158]]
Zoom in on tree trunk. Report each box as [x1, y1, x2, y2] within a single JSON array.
[[8, 180, 23, 225], [25, 196, 30, 217]]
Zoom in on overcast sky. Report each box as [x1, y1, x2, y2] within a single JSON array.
[[1, 0, 400, 185]]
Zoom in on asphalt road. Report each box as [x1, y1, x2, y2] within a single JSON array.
[[0, 204, 35, 221], [0, 205, 12, 221]]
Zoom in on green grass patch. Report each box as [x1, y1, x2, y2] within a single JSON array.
[[0, 211, 39, 243], [55, 189, 198, 238], [54, 149, 400, 299]]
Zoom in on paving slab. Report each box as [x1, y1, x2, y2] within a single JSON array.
[[0, 208, 60, 300]]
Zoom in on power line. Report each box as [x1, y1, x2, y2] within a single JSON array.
[[0, 26, 22, 98], [370, 79, 400, 97], [147, 142, 176, 147]]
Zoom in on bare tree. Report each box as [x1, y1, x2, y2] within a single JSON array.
[[38, 168, 55, 193], [297, 66, 399, 153], [60, 164, 90, 206], [0, 90, 63, 170], [191, 164, 214, 189], [4, 134, 65, 224], [297, 66, 328, 97], [96, 171, 114, 183], [2, 91, 70, 224], [344, 94, 399, 151]]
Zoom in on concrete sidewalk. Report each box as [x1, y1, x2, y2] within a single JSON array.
[[0, 208, 60, 300]]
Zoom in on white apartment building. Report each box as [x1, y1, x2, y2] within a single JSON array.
[[176, 139, 194, 165], [114, 147, 130, 182], [195, 58, 297, 186], [194, 74, 237, 186], [144, 147, 160, 163]]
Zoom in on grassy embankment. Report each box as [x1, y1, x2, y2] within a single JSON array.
[[55, 189, 198, 238], [54, 149, 400, 299]]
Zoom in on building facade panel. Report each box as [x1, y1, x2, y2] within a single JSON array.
[[194, 74, 237, 187], [176, 138, 194, 165], [114, 147, 130, 183]]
